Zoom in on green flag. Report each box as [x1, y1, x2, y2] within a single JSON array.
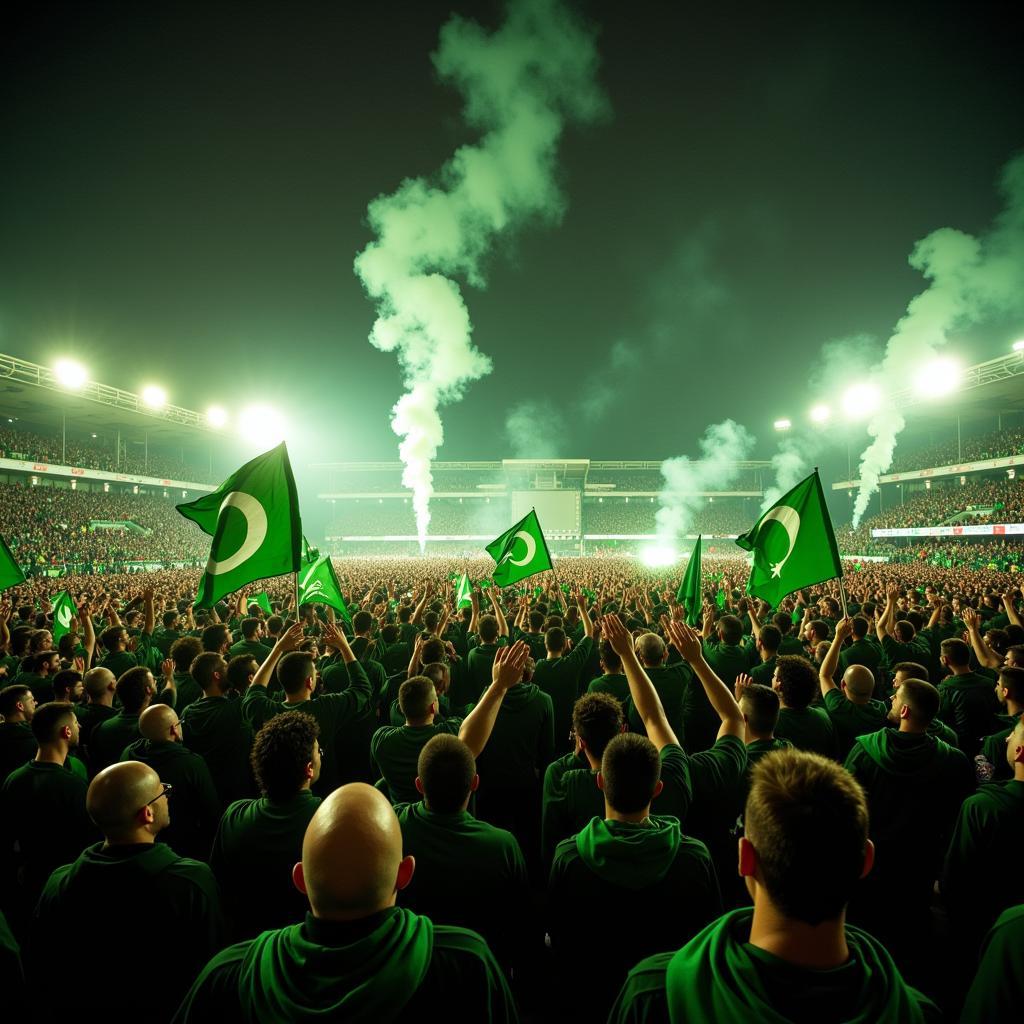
[[302, 535, 320, 562], [485, 509, 553, 588], [455, 573, 472, 610], [676, 535, 702, 625], [0, 534, 26, 592], [249, 592, 273, 616], [735, 470, 842, 608], [298, 551, 351, 624], [177, 442, 301, 608], [51, 590, 76, 644]]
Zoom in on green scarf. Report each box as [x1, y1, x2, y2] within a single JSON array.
[[665, 908, 933, 1023], [235, 907, 433, 1021], [575, 816, 680, 890]]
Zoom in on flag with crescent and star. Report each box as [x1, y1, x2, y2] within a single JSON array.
[[297, 548, 351, 623], [50, 590, 77, 644], [177, 441, 301, 608], [735, 470, 842, 608], [485, 509, 553, 588]]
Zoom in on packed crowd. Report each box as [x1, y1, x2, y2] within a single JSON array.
[[0, 425, 212, 483], [1, 551, 1023, 1021], [583, 498, 757, 535], [890, 425, 1024, 473], [0, 483, 209, 568]]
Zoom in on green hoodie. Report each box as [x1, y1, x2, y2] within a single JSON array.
[[234, 907, 432, 1021], [609, 908, 938, 1023], [173, 908, 518, 1023], [575, 816, 681, 890]]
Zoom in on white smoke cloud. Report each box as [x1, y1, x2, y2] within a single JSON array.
[[354, 0, 605, 548], [851, 152, 1024, 525], [656, 419, 756, 546], [762, 436, 813, 510], [505, 399, 568, 458]]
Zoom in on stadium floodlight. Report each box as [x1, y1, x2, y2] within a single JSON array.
[[841, 382, 882, 420], [206, 405, 229, 428], [54, 358, 87, 390], [1013, 339, 1024, 352], [142, 385, 167, 409], [773, 418, 792, 432], [639, 544, 677, 568], [913, 356, 961, 398], [239, 404, 286, 448], [809, 403, 831, 424]]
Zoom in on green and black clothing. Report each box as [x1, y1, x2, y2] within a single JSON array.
[[960, 904, 1024, 1024], [394, 801, 528, 967], [89, 710, 141, 775], [937, 671, 1001, 756], [587, 672, 630, 705], [628, 663, 691, 748], [171, 907, 518, 1024], [608, 907, 939, 1024], [29, 841, 224, 1024], [822, 689, 888, 760], [209, 790, 321, 941], [0, 721, 36, 784], [370, 719, 462, 804], [533, 635, 594, 753], [775, 705, 838, 759], [548, 816, 722, 1019], [180, 695, 255, 807]]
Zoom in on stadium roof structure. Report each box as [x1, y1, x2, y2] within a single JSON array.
[[0, 351, 220, 442]]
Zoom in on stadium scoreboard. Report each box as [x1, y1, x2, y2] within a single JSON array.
[[511, 489, 580, 539]]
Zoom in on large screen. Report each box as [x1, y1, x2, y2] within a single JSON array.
[[511, 489, 580, 538]]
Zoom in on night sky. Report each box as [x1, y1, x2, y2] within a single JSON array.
[[2, 1, 1022, 476]]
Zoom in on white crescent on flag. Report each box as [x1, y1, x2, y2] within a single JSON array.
[[208, 491, 268, 576], [57, 604, 73, 629], [756, 505, 801, 578], [498, 530, 537, 568]]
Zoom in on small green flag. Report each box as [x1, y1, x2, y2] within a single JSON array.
[[249, 592, 273, 616], [177, 442, 302, 608], [298, 551, 351, 624], [455, 573, 472, 610], [0, 534, 26, 592], [485, 509, 553, 588], [715, 589, 727, 610], [736, 470, 842, 607], [302, 535, 320, 562], [676, 535, 702, 625], [51, 590, 76, 643]]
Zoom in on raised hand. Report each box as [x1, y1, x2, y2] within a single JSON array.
[[491, 639, 530, 690], [602, 613, 635, 661], [665, 620, 703, 664]]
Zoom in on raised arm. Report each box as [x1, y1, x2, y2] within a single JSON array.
[[249, 623, 305, 690], [575, 590, 595, 639], [406, 633, 425, 679], [488, 587, 509, 639], [78, 598, 97, 670], [664, 618, 744, 741], [411, 584, 431, 627], [602, 614, 677, 751], [819, 617, 853, 698], [962, 607, 1003, 670], [468, 590, 480, 637], [1003, 592, 1022, 630], [748, 599, 764, 641], [458, 640, 530, 757], [143, 588, 155, 638]]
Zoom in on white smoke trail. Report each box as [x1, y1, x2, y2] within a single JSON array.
[[656, 420, 756, 547], [762, 435, 814, 510], [354, 0, 605, 548], [851, 152, 1024, 525]]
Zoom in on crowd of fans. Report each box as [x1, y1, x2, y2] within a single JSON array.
[[583, 498, 757, 535], [0, 483, 208, 569], [0, 424, 212, 483], [889, 425, 1024, 473], [1, 547, 1024, 1020]]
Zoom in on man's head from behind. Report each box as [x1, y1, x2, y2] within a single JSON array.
[[170, 636, 203, 675], [940, 638, 971, 671], [30, 701, 79, 749], [572, 693, 624, 763], [293, 783, 414, 920], [841, 664, 875, 701], [739, 684, 780, 740], [252, 712, 320, 801], [277, 652, 317, 699], [478, 615, 499, 644], [598, 733, 663, 816], [415, 733, 477, 813], [398, 675, 437, 725], [741, 749, 872, 925], [87, 761, 170, 843], [889, 677, 939, 729], [634, 631, 666, 667], [772, 656, 818, 710], [83, 667, 115, 702], [115, 667, 155, 714], [139, 704, 182, 745]]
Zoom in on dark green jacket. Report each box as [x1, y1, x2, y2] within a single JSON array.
[[533, 635, 594, 752], [180, 695, 255, 806]]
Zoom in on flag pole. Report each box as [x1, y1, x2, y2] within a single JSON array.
[[816, 465, 850, 620]]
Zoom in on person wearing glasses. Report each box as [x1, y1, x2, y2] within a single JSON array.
[[26, 761, 224, 1024]]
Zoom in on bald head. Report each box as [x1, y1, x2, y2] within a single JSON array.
[[87, 762, 168, 841], [83, 667, 115, 700], [843, 665, 875, 700], [297, 783, 411, 920], [139, 704, 181, 743]]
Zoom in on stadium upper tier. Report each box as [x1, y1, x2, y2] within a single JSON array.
[[0, 481, 209, 567], [0, 423, 214, 484], [888, 424, 1024, 474]]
